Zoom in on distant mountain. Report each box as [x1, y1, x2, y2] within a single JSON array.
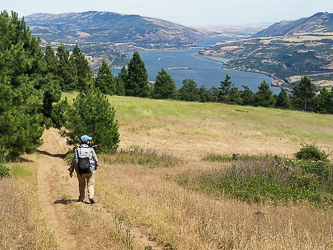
[[25, 11, 207, 47], [253, 12, 333, 37]]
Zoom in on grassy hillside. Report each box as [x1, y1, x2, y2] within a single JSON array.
[[63, 93, 333, 159], [2, 93, 333, 249], [253, 12, 333, 37]]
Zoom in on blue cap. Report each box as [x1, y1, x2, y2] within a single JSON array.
[[81, 135, 92, 142]]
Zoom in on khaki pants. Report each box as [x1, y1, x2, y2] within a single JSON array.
[[77, 172, 95, 200]]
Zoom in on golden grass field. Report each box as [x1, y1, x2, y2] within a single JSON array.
[[1, 94, 333, 249]]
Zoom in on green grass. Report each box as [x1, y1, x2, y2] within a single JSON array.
[[11, 165, 34, 177], [61, 92, 333, 144]]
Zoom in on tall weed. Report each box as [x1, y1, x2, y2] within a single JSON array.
[[101, 145, 183, 168]]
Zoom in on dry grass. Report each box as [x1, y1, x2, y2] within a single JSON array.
[[93, 162, 333, 249], [50, 95, 333, 248], [0, 162, 57, 249]]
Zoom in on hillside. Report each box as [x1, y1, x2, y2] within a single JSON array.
[[2, 95, 333, 249], [26, 11, 207, 45], [253, 12, 333, 37], [198, 12, 333, 88], [25, 11, 212, 70]]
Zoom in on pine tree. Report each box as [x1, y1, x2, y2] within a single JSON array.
[[310, 87, 333, 114], [275, 88, 291, 109], [240, 85, 254, 106], [71, 44, 93, 91], [253, 80, 276, 107], [95, 59, 115, 95], [125, 52, 150, 97], [291, 75, 317, 112], [44, 44, 58, 75], [153, 68, 177, 99], [41, 76, 62, 119], [62, 88, 120, 153], [0, 11, 44, 160], [51, 98, 70, 129], [178, 79, 200, 102], [230, 87, 243, 105], [57, 43, 77, 91], [114, 74, 125, 96], [218, 74, 233, 104]]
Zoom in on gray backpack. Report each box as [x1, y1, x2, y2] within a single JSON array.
[[75, 146, 93, 174]]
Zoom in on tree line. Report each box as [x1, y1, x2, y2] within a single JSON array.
[[99, 51, 333, 115]]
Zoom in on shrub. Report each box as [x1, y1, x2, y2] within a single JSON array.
[[202, 154, 232, 162], [0, 165, 10, 178], [295, 144, 329, 161]]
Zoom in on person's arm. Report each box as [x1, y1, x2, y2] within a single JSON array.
[[91, 148, 99, 169], [68, 150, 76, 177]]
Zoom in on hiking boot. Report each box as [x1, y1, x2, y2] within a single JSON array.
[[89, 198, 95, 204]]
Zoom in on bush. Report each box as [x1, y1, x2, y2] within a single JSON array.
[[295, 144, 329, 161], [0, 165, 10, 178], [202, 154, 232, 162]]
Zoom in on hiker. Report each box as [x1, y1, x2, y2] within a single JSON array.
[[68, 135, 99, 203]]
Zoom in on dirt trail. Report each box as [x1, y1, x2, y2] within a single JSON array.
[[36, 128, 161, 249], [37, 128, 79, 250]]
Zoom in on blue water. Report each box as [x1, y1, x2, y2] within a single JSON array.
[[112, 38, 281, 94]]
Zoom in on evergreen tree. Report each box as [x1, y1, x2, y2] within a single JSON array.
[[44, 44, 58, 75], [153, 68, 177, 99], [253, 80, 276, 107], [62, 88, 120, 153], [275, 88, 291, 109], [125, 52, 150, 97], [0, 10, 45, 160], [199, 85, 210, 103], [178, 79, 200, 102], [41, 77, 62, 119], [310, 88, 333, 114], [240, 85, 254, 106], [218, 74, 233, 104], [71, 44, 93, 91], [208, 86, 219, 102], [51, 98, 70, 129], [230, 87, 243, 105], [291, 75, 317, 112], [114, 73, 125, 96], [95, 59, 115, 95], [57, 43, 77, 91]]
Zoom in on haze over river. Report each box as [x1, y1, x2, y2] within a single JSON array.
[[113, 38, 280, 94]]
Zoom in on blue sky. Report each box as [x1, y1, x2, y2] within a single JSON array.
[[2, 0, 333, 26]]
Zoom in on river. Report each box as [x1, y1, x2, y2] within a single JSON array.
[[112, 37, 281, 94]]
